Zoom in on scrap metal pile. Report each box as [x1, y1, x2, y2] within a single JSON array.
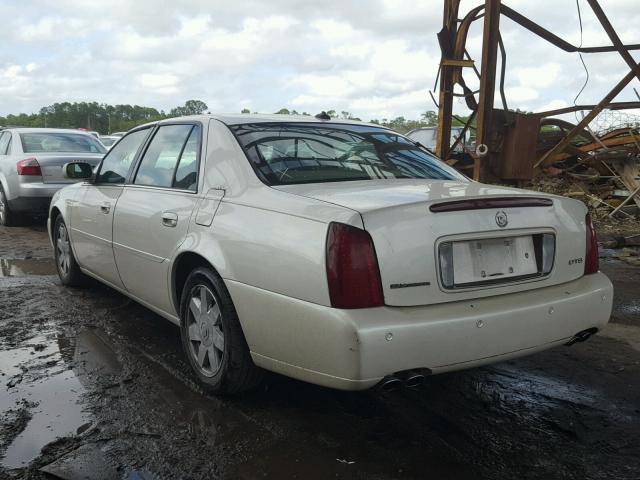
[[535, 118, 640, 220], [434, 0, 640, 225]]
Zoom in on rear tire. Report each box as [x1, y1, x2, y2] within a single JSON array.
[[179, 267, 262, 394], [0, 186, 16, 227], [53, 216, 87, 286]]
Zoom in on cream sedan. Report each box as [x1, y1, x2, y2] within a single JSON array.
[[48, 114, 613, 393]]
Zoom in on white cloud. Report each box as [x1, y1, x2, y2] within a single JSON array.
[[1, 0, 640, 122], [138, 74, 180, 92]]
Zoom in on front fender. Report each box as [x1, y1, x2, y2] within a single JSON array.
[[48, 184, 83, 245]]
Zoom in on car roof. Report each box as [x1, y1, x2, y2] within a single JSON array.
[[133, 113, 390, 130]]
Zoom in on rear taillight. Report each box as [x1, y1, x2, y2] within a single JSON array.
[[325, 222, 384, 309], [585, 213, 599, 274], [16, 158, 42, 176]]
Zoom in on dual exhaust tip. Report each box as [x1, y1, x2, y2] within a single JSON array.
[[378, 369, 432, 392], [379, 328, 599, 392]]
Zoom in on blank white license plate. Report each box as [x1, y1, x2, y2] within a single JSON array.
[[452, 236, 537, 285]]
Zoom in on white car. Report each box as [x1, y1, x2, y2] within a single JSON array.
[[48, 114, 613, 393], [99, 135, 120, 150], [406, 126, 470, 153], [0, 128, 105, 225]]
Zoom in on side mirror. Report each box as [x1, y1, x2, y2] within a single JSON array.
[[63, 162, 94, 180]]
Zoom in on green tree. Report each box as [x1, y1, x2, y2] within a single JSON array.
[[421, 111, 438, 126], [169, 99, 208, 116]]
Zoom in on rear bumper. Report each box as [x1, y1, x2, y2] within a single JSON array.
[[228, 272, 613, 390], [9, 183, 70, 214], [8, 196, 51, 214]]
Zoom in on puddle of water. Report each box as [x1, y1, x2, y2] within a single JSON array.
[[0, 328, 122, 470], [0, 258, 56, 277], [2, 369, 89, 469], [0, 338, 89, 470]]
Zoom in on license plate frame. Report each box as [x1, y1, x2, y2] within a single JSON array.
[[447, 235, 539, 288]]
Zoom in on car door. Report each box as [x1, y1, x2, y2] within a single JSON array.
[[113, 123, 203, 315], [70, 127, 153, 288]]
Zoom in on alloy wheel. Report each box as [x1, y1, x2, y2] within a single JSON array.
[[56, 223, 71, 276], [187, 284, 225, 376]]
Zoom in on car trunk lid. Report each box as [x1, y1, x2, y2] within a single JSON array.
[[275, 179, 588, 307], [35, 154, 103, 184]]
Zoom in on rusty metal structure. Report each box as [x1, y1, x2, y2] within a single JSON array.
[[436, 0, 640, 185]]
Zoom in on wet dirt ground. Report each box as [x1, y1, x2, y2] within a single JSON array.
[[0, 224, 639, 480]]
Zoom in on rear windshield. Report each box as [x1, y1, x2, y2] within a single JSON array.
[[20, 132, 106, 154], [230, 123, 463, 185]]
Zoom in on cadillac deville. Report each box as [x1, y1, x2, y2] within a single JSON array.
[[48, 114, 613, 393]]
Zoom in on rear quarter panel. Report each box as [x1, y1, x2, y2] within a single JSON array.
[[176, 118, 362, 307], [171, 119, 365, 359]]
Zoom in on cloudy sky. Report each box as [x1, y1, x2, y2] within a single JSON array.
[[2, 0, 640, 120]]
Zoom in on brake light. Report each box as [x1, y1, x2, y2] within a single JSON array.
[[16, 158, 42, 176], [430, 197, 553, 213], [584, 213, 599, 274], [325, 222, 384, 309]]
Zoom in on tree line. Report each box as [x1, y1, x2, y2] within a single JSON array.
[[0, 100, 210, 134], [1, 101, 471, 135]]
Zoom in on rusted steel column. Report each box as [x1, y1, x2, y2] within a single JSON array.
[[436, 0, 460, 160], [474, 0, 501, 181]]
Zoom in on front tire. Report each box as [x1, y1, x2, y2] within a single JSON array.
[[53, 216, 86, 286], [179, 267, 262, 394]]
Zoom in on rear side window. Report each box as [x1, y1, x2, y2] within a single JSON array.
[[134, 124, 199, 191], [173, 126, 200, 190], [96, 128, 151, 184], [231, 123, 463, 185], [20, 132, 106, 154], [0, 132, 10, 155]]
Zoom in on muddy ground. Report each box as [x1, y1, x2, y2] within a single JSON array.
[[0, 223, 639, 480]]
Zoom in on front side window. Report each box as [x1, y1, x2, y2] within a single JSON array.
[[20, 132, 106, 154], [96, 128, 151, 184], [134, 124, 199, 190], [230, 123, 463, 185]]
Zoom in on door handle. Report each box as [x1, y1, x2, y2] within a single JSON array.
[[161, 212, 178, 227], [100, 203, 111, 214]]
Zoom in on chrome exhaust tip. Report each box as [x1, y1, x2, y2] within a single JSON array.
[[378, 376, 402, 392], [404, 373, 425, 389], [565, 327, 599, 346]]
